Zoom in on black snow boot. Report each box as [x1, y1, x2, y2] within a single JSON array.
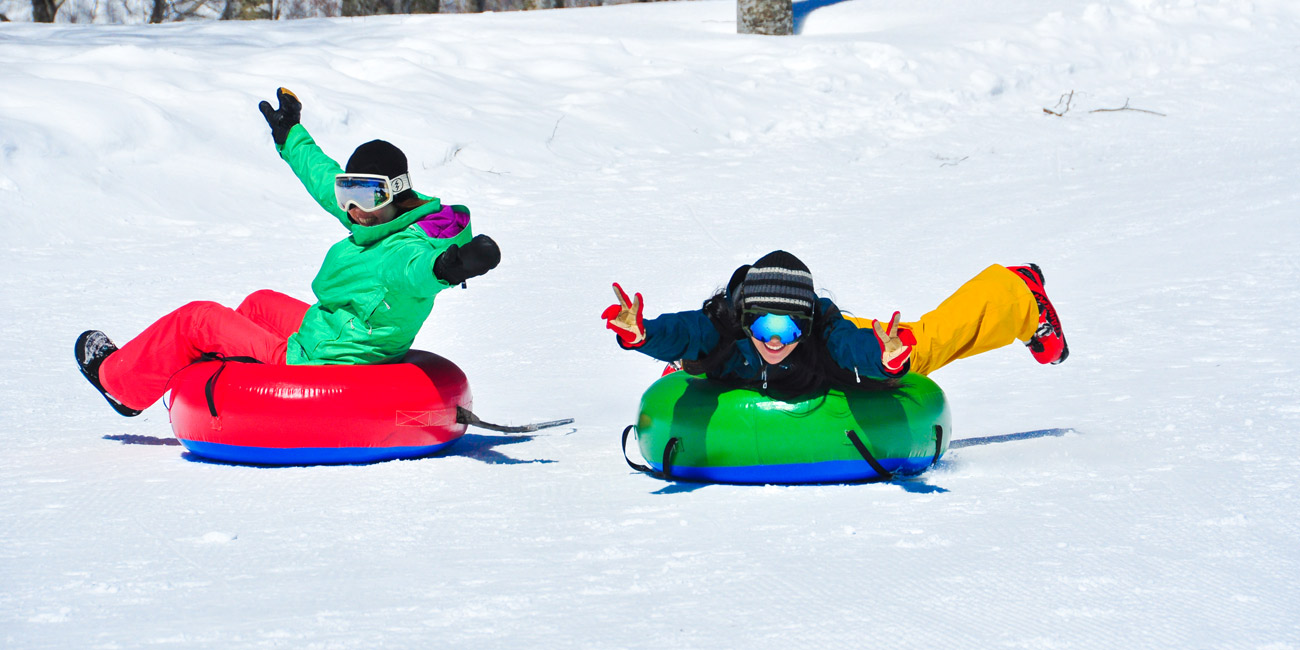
[[75, 330, 142, 417]]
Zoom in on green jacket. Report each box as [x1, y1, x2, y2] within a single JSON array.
[[278, 125, 474, 365]]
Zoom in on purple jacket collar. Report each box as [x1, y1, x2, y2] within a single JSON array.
[[414, 204, 469, 239]]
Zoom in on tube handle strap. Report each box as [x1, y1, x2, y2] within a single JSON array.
[[621, 425, 655, 474], [198, 353, 262, 418], [846, 429, 894, 481], [661, 437, 680, 480], [931, 425, 945, 467], [621, 425, 681, 482]]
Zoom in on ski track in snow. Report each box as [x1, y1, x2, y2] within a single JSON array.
[[2, 0, 1300, 647]]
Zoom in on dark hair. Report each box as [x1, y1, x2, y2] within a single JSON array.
[[682, 270, 897, 397]]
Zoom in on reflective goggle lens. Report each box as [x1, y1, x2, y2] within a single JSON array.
[[746, 312, 806, 345], [335, 174, 393, 212]]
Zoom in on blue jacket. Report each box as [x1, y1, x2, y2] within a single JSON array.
[[628, 297, 902, 391]]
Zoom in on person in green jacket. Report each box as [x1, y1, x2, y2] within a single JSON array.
[[74, 88, 500, 417]]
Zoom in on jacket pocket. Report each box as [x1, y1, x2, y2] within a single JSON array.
[[355, 288, 390, 333]]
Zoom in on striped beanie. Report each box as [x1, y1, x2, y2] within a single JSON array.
[[739, 250, 816, 315]]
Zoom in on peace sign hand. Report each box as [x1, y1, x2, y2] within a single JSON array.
[[872, 311, 916, 373], [602, 283, 646, 347]]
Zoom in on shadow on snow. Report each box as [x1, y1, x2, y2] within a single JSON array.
[[949, 427, 1075, 449], [638, 429, 1078, 493], [447, 432, 560, 465], [104, 431, 563, 467], [103, 434, 182, 446]]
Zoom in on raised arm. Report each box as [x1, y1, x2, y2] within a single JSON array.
[[603, 284, 722, 363], [258, 88, 351, 228], [820, 298, 914, 380]]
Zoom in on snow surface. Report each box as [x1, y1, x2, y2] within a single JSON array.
[[3, 0, 1300, 646]]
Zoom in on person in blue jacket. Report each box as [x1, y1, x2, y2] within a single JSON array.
[[602, 250, 1067, 398]]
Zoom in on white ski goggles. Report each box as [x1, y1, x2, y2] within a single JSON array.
[[334, 172, 412, 212]]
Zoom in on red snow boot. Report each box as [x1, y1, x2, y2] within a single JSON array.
[[1008, 264, 1069, 365]]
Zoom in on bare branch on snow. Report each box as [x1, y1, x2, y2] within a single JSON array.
[[1089, 98, 1166, 116]]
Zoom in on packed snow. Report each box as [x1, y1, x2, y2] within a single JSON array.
[[2, 0, 1299, 646]]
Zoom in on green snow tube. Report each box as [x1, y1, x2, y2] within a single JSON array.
[[625, 371, 951, 484]]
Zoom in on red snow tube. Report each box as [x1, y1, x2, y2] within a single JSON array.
[[166, 350, 471, 465]]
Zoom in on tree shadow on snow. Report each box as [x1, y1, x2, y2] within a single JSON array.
[[948, 427, 1075, 449], [103, 434, 182, 446], [792, 0, 857, 34]]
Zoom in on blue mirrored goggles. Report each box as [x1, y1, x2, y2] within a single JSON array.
[[743, 310, 811, 345], [334, 172, 411, 212]]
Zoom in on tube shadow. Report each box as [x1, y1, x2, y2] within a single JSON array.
[[103, 434, 182, 446], [793, 0, 857, 34], [447, 432, 559, 465], [949, 427, 1075, 449], [651, 480, 712, 495], [645, 473, 947, 493], [892, 477, 949, 493], [176, 431, 561, 467]]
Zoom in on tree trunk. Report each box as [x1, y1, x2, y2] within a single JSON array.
[[737, 0, 791, 35], [31, 0, 59, 21], [343, 0, 435, 15], [438, 0, 478, 12], [149, 0, 167, 22]]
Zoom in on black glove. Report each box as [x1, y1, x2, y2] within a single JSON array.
[[257, 88, 301, 146], [434, 235, 501, 286]]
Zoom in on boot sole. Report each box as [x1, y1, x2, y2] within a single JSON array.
[[75, 331, 142, 417]]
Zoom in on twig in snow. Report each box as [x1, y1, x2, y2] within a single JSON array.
[[445, 143, 508, 175], [1042, 90, 1075, 117], [546, 115, 564, 151], [1089, 99, 1166, 116], [686, 203, 725, 251]]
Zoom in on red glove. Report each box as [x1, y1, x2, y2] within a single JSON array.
[[873, 311, 916, 373], [602, 283, 646, 347]]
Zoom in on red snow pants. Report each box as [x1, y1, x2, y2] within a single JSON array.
[[98, 290, 310, 411]]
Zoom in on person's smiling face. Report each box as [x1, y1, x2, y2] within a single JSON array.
[[750, 335, 799, 365], [348, 203, 398, 227]]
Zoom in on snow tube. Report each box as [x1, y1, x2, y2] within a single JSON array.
[[167, 350, 471, 465], [630, 372, 951, 484]]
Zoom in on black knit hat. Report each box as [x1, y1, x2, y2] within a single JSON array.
[[738, 250, 816, 315], [346, 140, 416, 202]]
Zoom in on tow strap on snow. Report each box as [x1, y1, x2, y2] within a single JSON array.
[[621, 425, 680, 481], [455, 406, 573, 434], [845, 429, 893, 481]]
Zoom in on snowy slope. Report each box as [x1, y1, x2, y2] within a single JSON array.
[[2, 0, 1299, 646]]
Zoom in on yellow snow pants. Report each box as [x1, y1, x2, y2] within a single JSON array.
[[843, 264, 1040, 377]]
